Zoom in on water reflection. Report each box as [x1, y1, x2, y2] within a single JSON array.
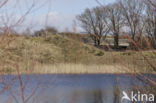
[[0, 74, 155, 103]]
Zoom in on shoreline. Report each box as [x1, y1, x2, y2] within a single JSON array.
[[1, 63, 155, 75], [1, 72, 156, 75]]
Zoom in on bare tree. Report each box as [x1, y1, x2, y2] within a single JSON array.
[[77, 7, 109, 46], [104, 3, 124, 49], [120, 0, 144, 42], [144, 0, 156, 48], [145, 0, 156, 10], [0, 0, 52, 103]]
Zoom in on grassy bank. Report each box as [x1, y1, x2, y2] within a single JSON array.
[[0, 34, 155, 74]]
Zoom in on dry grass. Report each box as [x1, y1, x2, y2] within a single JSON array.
[[0, 35, 155, 74], [2, 63, 155, 74], [24, 63, 156, 74]]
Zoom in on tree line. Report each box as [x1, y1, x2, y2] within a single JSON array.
[[77, 0, 156, 49], [34, 26, 58, 37]]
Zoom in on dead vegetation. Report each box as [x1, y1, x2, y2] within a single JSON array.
[[0, 34, 155, 74]]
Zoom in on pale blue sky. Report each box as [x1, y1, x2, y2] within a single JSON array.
[[45, 0, 115, 15], [1, 0, 116, 32]]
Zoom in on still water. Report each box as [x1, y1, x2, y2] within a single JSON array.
[[0, 74, 155, 103]]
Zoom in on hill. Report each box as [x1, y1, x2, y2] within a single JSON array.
[[0, 34, 155, 74]]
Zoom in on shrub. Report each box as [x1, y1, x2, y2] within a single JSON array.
[[95, 51, 104, 56], [121, 52, 132, 56]]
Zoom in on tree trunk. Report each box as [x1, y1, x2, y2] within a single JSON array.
[[132, 33, 135, 41], [94, 38, 97, 46], [97, 39, 100, 46], [114, 32, 119, 49]]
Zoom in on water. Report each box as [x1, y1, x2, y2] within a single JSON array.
[[0, 74, 155, 103]]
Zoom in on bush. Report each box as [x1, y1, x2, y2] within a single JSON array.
[[121, 52, 132, 56], [45, 26, 58, 34], [95, 51, 104, 56], [144, 52, 156, 58]]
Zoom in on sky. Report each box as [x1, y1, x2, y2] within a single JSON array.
[[0, 0, 116, 33]]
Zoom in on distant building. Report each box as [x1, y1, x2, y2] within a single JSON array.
[[104, 38, 129, 46], [104, 38, 130, 50], [82, 37, 130, 50]]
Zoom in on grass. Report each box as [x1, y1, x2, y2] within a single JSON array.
[[2, 63, 154, 74], [0, 34, 155, 74], [21, 63, 156, 74]]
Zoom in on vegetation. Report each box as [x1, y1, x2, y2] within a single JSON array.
[[77, 0, 156, 49], [0, 1, 155, 103], [34, 26, 58, 37], [0, 0, 155, 75], [77, 7, 109, 46], [0, 34, 155, 74]]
